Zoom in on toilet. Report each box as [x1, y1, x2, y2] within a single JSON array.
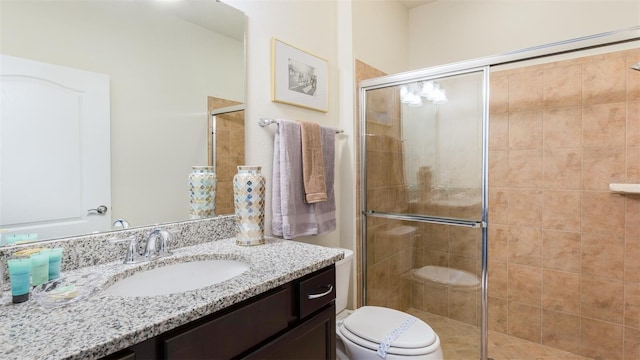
[[335, 248, 444, 360]]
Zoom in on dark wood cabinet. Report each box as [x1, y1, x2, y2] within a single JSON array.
[[103, 265, 336, 360]]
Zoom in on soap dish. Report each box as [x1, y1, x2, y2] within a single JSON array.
[[32, 273, 99, 308]]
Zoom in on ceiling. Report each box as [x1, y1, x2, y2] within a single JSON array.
[[398, 0, 437, 9]]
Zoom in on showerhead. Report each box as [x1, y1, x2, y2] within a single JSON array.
[[631, 62, 640, 71]]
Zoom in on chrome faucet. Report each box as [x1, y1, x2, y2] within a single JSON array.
[[109, 228, 174, 264], [143, 229, 172, 259]]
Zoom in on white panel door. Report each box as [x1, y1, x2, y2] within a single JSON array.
[[0, 54, 110, 242]]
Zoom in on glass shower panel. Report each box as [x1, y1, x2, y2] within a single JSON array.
[[364, 216, 482, 356], [365, 70, 485, 221]]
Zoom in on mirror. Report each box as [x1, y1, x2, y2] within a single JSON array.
[[0, 0, 246, 245]]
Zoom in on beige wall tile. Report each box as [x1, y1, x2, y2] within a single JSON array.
[[424, 223, 450, 252], [544, 64, 582, 109], [628, 101, 640, 146], [542, 270, 581, 314], [449, 288, 479, 325], [488, 225, 509, 263], [411, 281, 425, 311], [489, 150, 509, 188], [490, 112, 509, 150], [508, 226, 542, 267], [580, 318, 623, 360], [509, 70, 544, 112], [424, 283, 449, 317], [583, 56, 626, 106], [490, 75, 509, 114], [581, 276, 624, 324], [509, 150, 543, 188], [626, 196, 640, 240], [508, 264, 542, 306], [625, 241, 640, 283], [542, 190, 581, 232], [582, 146, 626, 190], [488, 188, 509, 225], [628, 146, 640, 182], [543, 107, 582, 148], [582, 102, 626, 148], [489, 260, 508, 300], [543, 148, 582, 190], [541, 309, 581, 354], [450, 255, 478, 277], [582, 232, 625, 280], [508, 189, 543, 227], [627, 50, 640, 102], [507, 301, 541, 343], [509, 110, 543, 150], [581, 191, 625, 236], [624, 326, 640, 360], [489, 297, 508, 333], [542, 230, 581, 273], [624, 282, 640, 329]]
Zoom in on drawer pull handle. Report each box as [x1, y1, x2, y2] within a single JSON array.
[[307, 285, 333, 300]]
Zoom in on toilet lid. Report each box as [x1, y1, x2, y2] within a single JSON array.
[[340, 306, 437, 356]]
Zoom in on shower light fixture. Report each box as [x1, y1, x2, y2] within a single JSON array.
[[400, 81, 447, 106]]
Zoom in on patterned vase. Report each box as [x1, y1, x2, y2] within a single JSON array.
[[233, 166, 265, 246], [189, 166, 217, 219]]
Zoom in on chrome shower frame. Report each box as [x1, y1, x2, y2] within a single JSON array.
[[359, 25, 640, 360]]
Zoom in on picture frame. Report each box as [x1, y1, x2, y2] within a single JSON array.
[[271, 38, 328, 112]]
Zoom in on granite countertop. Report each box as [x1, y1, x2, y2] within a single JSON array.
[[0, 237, 344, 360]]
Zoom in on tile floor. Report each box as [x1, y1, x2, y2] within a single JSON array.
[[408, 308, 593, 360]]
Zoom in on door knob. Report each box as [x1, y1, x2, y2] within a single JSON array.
[[88, 205, 108, 214]]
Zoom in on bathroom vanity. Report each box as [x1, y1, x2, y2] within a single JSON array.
[[0, 226, 343, 360], [105, 265, 337, 359]]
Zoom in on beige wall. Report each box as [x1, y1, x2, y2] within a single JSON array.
[[352, 0, 411, 75], [226, 0, 346, 251], [409, 1, 640, 68]]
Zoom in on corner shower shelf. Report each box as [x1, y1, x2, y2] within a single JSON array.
[[609, 183, 640, 194]]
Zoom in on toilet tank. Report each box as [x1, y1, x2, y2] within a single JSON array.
[[335, 248, 353, 313]]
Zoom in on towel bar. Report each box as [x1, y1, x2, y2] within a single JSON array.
[[259, 118, 344, 134]]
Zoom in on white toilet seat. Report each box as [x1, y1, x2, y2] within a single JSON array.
[[339, 306, 439, 356]]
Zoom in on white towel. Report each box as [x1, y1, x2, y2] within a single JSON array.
[[271, 119, 336, 239]]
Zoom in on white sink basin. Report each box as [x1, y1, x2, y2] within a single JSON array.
[[104, 259, 250, 297]]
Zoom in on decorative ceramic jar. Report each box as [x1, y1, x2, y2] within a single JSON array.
[[189, 166, 217, 219], [233, 166, 265, 246]]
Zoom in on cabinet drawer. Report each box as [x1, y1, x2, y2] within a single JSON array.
[[163, 286, 291, 359], [298, 265, 335, 319]]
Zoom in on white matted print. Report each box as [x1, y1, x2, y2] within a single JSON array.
[[271, 38, 328, 112]]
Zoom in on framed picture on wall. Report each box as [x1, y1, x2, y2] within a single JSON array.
[[271, 38, 328, 112]]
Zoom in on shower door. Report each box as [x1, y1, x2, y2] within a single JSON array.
[[360, 67, 488, 359]]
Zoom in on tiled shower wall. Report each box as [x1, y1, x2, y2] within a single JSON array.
[[487, 47, 640, 360], [208, 97, 245, 215]]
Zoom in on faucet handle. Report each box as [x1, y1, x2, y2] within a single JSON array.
[[155, 229, 178, 257], [109, 236, 139, 264], [145, 229, 176, 259]]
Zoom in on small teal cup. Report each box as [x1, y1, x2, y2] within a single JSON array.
[[8, 258, 31, 303], [30, 252, 50, 287], [44, 248, 64, 280]]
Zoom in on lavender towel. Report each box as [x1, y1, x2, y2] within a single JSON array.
[[271, 119, 336, 239], [315, 126, 336, 234]]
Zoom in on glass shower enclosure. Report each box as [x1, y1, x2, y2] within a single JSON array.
[[360, 68, 489, 358]]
